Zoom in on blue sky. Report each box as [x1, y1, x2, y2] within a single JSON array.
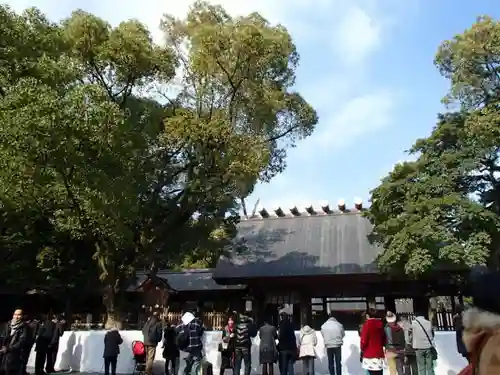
[[5, 0, 500, 213]]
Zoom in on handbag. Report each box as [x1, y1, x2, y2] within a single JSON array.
[[415, 319, 437, 360]]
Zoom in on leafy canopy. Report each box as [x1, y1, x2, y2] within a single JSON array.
[[366, 16, 500, 276], [0, 1, 317, 308]]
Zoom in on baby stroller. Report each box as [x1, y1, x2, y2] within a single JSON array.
[[131, 340, 147, 375]]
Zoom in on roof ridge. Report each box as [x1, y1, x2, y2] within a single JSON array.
[[136, 268, 213, 276], [241, 210, 366, 222], [157, 268, 213, 274]]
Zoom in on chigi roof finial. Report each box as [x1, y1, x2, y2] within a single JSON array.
[[337, 199, 346, 212], [289, 205, 300, 216], [257, 204, 270, 218], [321, 201, 331, 214], [354, 198, 363, 211], [274, 206, 285, 217], [242, 198, 365, 220]]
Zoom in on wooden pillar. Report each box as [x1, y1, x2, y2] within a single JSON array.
[[254, 292, 265, 326], [450, 296, 456, 312], [385, 296, 396, 313], [366, 296, 376, 311], [429, 297, 438, 327], [197, 299, 204, 322], [299, 293, 311, 327], [322, 298, 328, 320]]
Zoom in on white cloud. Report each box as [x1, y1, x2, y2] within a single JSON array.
[[5, 0, 388, 65], [5, 0, 395, 140], [304, 90, 394, 153], [333, 5, 382, 65], [4, 0, 403, 213]]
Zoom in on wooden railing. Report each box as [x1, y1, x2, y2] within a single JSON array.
[[165, 311, 226, 330], [70, 311, 227, 331], [69, 311, 457, 332], [397, 311, 455, 331]]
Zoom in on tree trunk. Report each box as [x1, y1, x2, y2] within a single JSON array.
[[103, 285, 124, 329], [429, 297, 438, 327]]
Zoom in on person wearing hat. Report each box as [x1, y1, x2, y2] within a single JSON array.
[[458, 266, 500, 375], [384, 312, 405, 375]]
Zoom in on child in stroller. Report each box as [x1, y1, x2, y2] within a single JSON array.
[[132, 341, 147, 375]]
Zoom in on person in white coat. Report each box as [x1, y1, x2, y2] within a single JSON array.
[[298, 324, 317, 375]]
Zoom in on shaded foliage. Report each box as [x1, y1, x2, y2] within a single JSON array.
[[0, 1, 317, 322], [367, 16, 500, 276]]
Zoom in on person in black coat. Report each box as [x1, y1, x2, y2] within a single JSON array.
[[22, 316, 40, 375], [1, 309, 28, 375], [103, 326, 123, 375], [162, 322, 180, 375], [34, 316, 60, 375], [277, 313, 296, 375], [43, 316, 63, 374], [453, 304, 468, 362], [259, 320, 278, 375]]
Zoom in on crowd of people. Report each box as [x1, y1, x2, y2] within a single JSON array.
[[134, 266, 500, 375], [134, 308, 427, 375], [0, 312, 66, 375], [357, 308, 435, 375], [1, 267, 500, 375]]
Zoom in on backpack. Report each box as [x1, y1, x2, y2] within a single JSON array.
[[389, 325, 406, 351], [176, 325, 190, 351]]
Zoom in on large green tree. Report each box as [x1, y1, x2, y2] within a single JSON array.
[[161, 1, 317, 215], [366, 16, 500, 276], [0, 1, 317, 324]]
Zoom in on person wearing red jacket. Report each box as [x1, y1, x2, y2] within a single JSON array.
[[360, 309, 386, 375]]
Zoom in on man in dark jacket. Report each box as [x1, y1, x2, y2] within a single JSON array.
[[103, 326, 123, 375], [233, 314, 257, 375], [35, 317, 51, 375], [277, 313, 296, 375], [142, 312, 163, 375], [34, 315, 60, 375], [1, 309, 28, 375], [22, 316, 40, 375], [45, 316, 64, 373]]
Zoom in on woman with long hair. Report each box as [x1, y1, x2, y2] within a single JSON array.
[[360, 309, 386, 375]]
